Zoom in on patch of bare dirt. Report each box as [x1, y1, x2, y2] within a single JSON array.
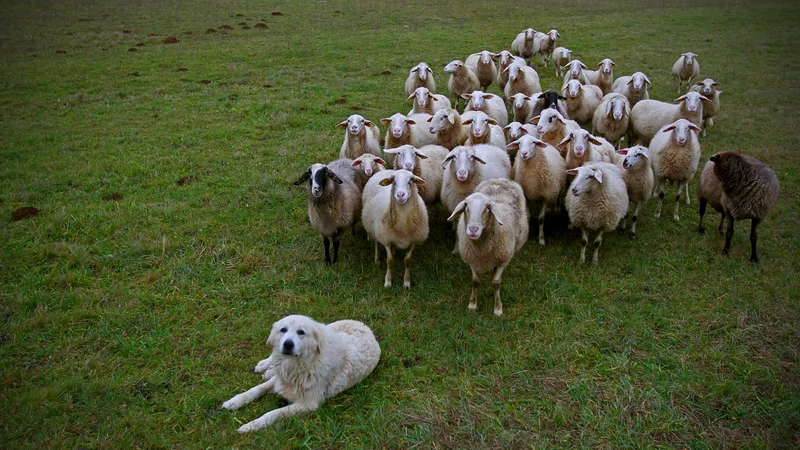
[[56, 50, 67, 54], [127, 72, 139, 77], [103, 193, 123, 201], [147, 33, 158, 37], [177, 67, 188, 72], [128, 48, 137, 52], [200, 79, 211, 84], [241, 25, 250, 30], [122, 29, 131, 34], [351, 106, 364, 111], [238, 22, 247, 26], [12, 207, 40, 221], [271, 12, 283, 16], [334, 98, 346, 104], [219, 24, 232, 30], [263, 84, 272, 88], [254, 23, 267, 29], [163, 36, 179, 44], [183, 31, 192, 35], [135, 42, 145, 47], [320, 110, 330, 115], [206, 28, 216, 33], [176, 176, 197, 186]]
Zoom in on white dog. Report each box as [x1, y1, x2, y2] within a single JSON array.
[[222, 315, 381, 432]]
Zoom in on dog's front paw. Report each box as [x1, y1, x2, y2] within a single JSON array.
[[222, 397, 243, 411], [238, 418, 267, 433], [261, 369, 274, 381], [254, 358, 272, 373]]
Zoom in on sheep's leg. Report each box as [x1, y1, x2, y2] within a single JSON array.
[[749, 218, 761, 263], [492, 262, 510, 317], [332, 235, 341, 264], [631, 201, 643, 237], [468, 267, 480, 312], [717, 212, 726, 235], [673, 183, 685, 221], [403, 245, 415, 289], [655, 182, 664, 218], [722, 212, 735, 256], [702, 118, 708, 137], [538, 204, 547, 246], [323, 237, 331, 264], [708, 117, 714, 128], [384, 244, 394, 287], [580, 228, 588, 263], [592, 231, 604, 266], [619, 203, 629, 232], [222, 377, 276, 411], [373, 240, 380, 264], [685, 183, 691, 205], [698, 198, 708, 233]]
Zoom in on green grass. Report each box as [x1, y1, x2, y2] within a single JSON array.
[[1, 0, 799, 448]]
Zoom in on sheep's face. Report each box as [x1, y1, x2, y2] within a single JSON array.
[[412, 87, 431, 108], [412, 63, 431, 81], [506, 63, 523, 81], [607, 96, 627, 121], [464, 112, 495, 140], [570, 130, 591, 157], [598, 58, 615, 75], [509, 135, 547, 161], [352, 154, 386, 177], [619, 146, 649, 170], [443, 60, 463, 74], [560, 49, 571, 61], [388, 145, 428, 172], [567, 60, 585, 78], [387, 114, 410, 139], [343, 115, 367, 135], [630, 72, 650, 91], [535, 109, 563, 135], [679, 91, 705, 113], [662, 119, 700, 146], [466, 91, 488, 110], [565, 80, 583, 98], [294, 163, 342, 198], [462, 193, 494, 240], [548, 30, 559, 41], [682, 52, 697, 65], [379, 169, 424, 205], [697, 78, 718, 96], [496, 50, 513, 66], [428, 110, 455, 134], [511, 93, 529, 110], [568, 166, 603, 196], [525, 28, 535, 41], [444, 147, 485, 182], [479, 51, 493, 65]]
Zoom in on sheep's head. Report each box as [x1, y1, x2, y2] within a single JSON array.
[[695, 78, 720, 96], [411, 62, 432, 81], [494, 50, 513, 65], [462, 90, 494, 111], [478, 50, 495, 65], [384, 144, 428, 172], [351, 154, 386, 177], [442, 146, 486, 182], [524, 28, 535, 41], [629, 72, 651, 91], [463, 111, 496, 140], [606, 95, 629, 121], [408, 87, 433, 108], [566, 165, 604, 196], [531, 108, 565, 135], [509, 93, 530, 111], [503, 122, 530, 141], [507, 135, 548, 161], [428, 109, 458, 134], [447, 192, 503, 240], [617, 146, 649, 170], [661, 119, 701, 146], [337, 114, 373, 135], [676, 91, 710, 113], [566, 60, 587, 78], [443, 60, 463, 74], [381, 113, 413, 139], [597, 58, 616, 75], [563, 79, 583, 98], [682, 52, 698, 65], [558, 129, 604, 158], [548, 29, 559, 41], [293, 163, 342, 198], [379, 169, 425, 205], [505, 62, 525, 81], [560, 48, 571, 60], [539, 90, 566, 110]]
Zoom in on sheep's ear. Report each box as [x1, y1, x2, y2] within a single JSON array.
[[380, 117, 391, 124], [596, 61, 603, 67], [694, 81, 704, 86], [383, 147, 401, 154], [502, 125, 512, 132], [529, 115, 541, 124], [378, 177, 393, 187], [506, 140, 521, 150], [579, 62, 587, 69], [425, 66, 433, 73], [606, 100, 614, 116], [558, 95, 567, 101], [415, 150, 429, 159], [674, 95, 687, 103], [461, 93, 472, 100], [488, 203, 504, 225], [588, 135, 604, 146], [406, 93, 415, 101], [502, 66, 510, 73], [491, 53, 500, 61], [644, 76, 652, 85], [534, 140, 548, 148], [326, 168, 344, 184], [699, 95, 711, 102], [519, 127, 529, 135], [293, 169, 311, 185], [426, 117, 433, 122], [447, 113, 456, 124], [441, 151, 457, 166], [610, 60, 616, 66], [639, 149, 650, 159], [375, 157, 387, 165], [406, 118, 416, 125], [484, 94, 495, 100], [336, 120, 348, 128], [471, 155, 487, 165], [662, 125, 677, 132], [556, 134, 572, 148], [462, 119, 473, 125], [627, 78, 634, 85], [365, 120, 375, 127], [486, 118, 497, 126], [566, 168, 579, 176], [555, 31, 561, 37], [616, 149, 629, 155], [593, 169, 603, 184], [410, 67, 420, 73], [688, 123, 702, 132], [712, 81, 720, 86], [446, 200, 467, 222], [412, 175, 426, 185], [351, 159, 362, 167]]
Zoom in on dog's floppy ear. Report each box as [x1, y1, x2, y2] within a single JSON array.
[[312, 324, 326, 355], [267, 322, 281, 348]]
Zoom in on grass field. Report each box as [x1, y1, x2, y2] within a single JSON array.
[[2, 0, 799, 447]]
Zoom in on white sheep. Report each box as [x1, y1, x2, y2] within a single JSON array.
[[649, 119, 702, 221], [612, 71, 651, 108], [615, 146, 654, 237], [557, 129, 620, 170], [448, 178, 528, 316], [629, 91, 709, 145], [337, 115, 381, 160], [407, 87, 451, 116], [350, 153, 387, 188], [404, 62, 435, 96], [444, 60, 480, 111], [562, 79, 603, 126], [534, 29, 559, 67], [465, 51, 498, 91], [362, 169, 429, 288], [509, 135, 566, 245], [552, 47, 572, 77], [531, 108, 581, 156], [503, 121, 538, 161], [592, 93, 631, 148], [494, 50, 527, 98], [511, 28, 538, 66], [689, 78, 721, 136], [440, 144, 512, 216], [427, 108, 469, 150], [463, 90, 508, 127], [509, 93, 534, 124], [565, 162, 629, 265], [503, 61, 542, 100], [672, 52, 700, 93], [583, 58, 616, 95], [463, 111, 506, 148], [383, 144, 448, 204], [381, 113, 437, 165], [293, 159, 363, 264], [562, 59, 589, 84]]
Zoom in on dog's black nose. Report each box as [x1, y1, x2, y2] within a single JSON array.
[[282, 340, 294, 351]]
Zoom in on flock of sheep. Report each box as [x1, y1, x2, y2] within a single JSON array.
[[293, 27, 780, 316]]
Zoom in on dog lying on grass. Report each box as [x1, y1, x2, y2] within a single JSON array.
[[222, 315, 381, 432]]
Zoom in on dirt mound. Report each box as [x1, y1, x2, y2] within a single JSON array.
[[254, 23, 268, 29], [206, 28, 216, 33], [103, 193, 123, 201], [271, 12, 283, 16], [176, 176, 196, 186], [128, 48, 138, 52], [177, 67, 188, 72], [219, 24, 233, 30], [163, 37, 179, 44], [12, 207, 40, 221]]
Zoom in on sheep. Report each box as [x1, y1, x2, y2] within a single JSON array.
[[444, 60, 480, 111], [697, 160, 726, 235], [629, 91, 709, 146], [565, 162, 629, 265], [592, 93, 631, 148], [615, 146, 654, 237], [381, 113, 437, 165], [351, 153, 387, 188], [672, 52, 700, 93], [649, 119, 702, 221], [427, 108, 469, 150], [503, 122, 538, 161], [583, 58, 616, 95], [511, 28, 538, 66], [689, 78, 721, 136], [557, 129, 620, 170], [362, 169, 429, 288], [562, 59, 589, 84], [494, 50, 527, 98], [709, 152, 780, 262], [337, 115, 381, 160], [440, 144, 512, 216], [407, 87, 451, 116], [447, 178, 528, 316], [293, 159, 362, 265], [508, 135, 566, 245], [509, 93, 534, 124], [465, 51, 498, 91], [530, 108, 581, 155], [463, 90, 508, 127], [530, 90, 569, 121], [612, 71, 651, 108], [562, 79, 603, 126], [552, 47, 572, 77], [383, 144, 448, 204], [534, 29, 559, 67], [503, 61, 542, 100], [404, 62, 435, 96], [463, 111, 506, 148]]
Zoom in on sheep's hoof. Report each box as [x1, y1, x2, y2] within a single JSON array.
[[750, 256, 759, 263], [403, 280, 411, 289], [468, 303, 477, 311], [698, 226, 706, 234], [629, 232, 637, 240], [384, 280, 392, 288], [493, 308, 503, 317], [538, 238, 545, 246], [654, 212, 661, 218], [674, 215, 680, 221]]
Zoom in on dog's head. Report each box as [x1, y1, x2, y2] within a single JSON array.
[[267, 315, 323, 358]]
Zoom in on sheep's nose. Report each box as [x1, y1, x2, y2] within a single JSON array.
[[395, 192, 407, 202], [365, 168, 373, 176], [468, 225, 479, 235], [404, 164, 413, 170], [678, 138, 686, 145]]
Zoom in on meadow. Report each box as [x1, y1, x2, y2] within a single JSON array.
[[1, 0, 799, 448]]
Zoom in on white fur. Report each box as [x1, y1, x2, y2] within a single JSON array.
[[463, 90, 508, 127], [672, 52, 700, 93], [337, 114, 381, 160], [629, 91, 708, 146], [465, 51, 498, 91], [407, 87, 451, 116], [612, 71, 651, 108], [649, 119, 702, 221], [405, 62, 436, 96]]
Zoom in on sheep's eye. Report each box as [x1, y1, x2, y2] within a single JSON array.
[[297, 330, 305, 336], [549, 117, 555, 122], [280, 327, 287, 333]]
